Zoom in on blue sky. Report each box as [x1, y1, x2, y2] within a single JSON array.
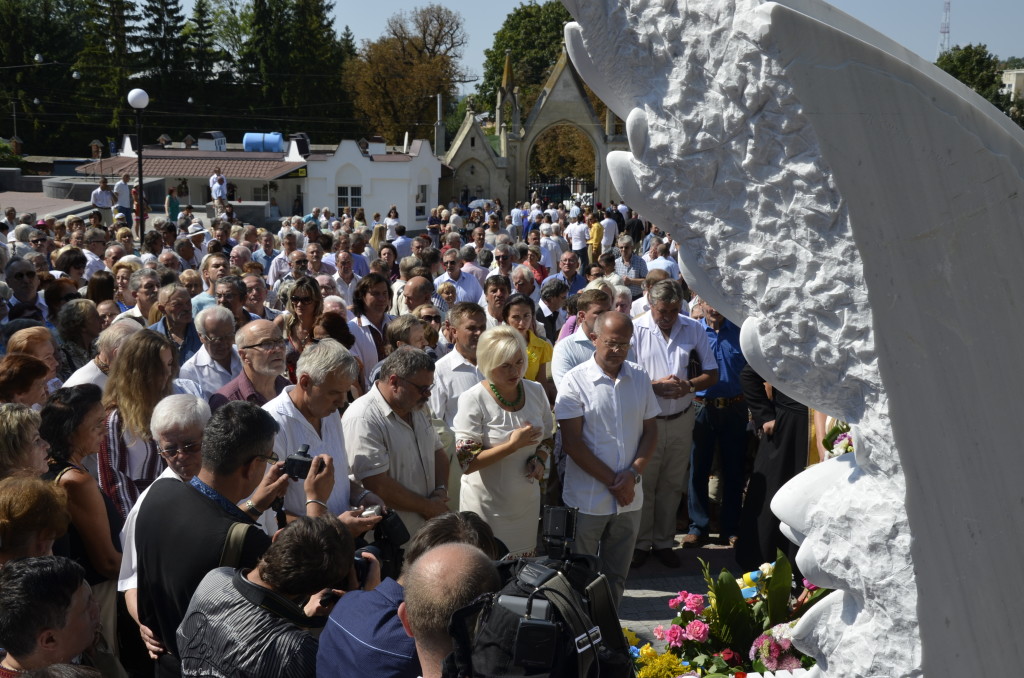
[[329, 0, 1022, 94]]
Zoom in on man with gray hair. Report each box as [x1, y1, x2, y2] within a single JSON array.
[[63, 319, 142, 388], [459, 244, 488, 287], [82, 227, 108, 279], [264, 338, 384, 532], [179, 305, 243, 399], [435, 247, 483, 303], [112, 268, 161, 325], [614, 234, 649, 300], [209, 319, 289, 411], [629, 279, 718, 568], [344, 347, 449, 537], [486, 243, 517, 280]]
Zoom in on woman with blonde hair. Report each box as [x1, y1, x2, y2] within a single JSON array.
[[369, 223, 388, 254], [97, 330, 175, 518], [453, 325, 554, 557], [112, 259, 140, 311], [0, 403, 50, 479], [115, 226, 136, 256], [501, 294, 555, 403]]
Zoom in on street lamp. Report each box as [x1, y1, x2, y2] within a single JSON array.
[[127, 88, 149, 240]]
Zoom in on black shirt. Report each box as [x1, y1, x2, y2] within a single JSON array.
[[135, 478, 270, 657]]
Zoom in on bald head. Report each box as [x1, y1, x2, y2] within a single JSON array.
[[595, 310, 633, 337], [235, 318, 276, 347], [400, 543, 499, 661], [403, 276, 433, 312]]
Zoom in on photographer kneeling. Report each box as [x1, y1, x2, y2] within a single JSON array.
[[177, 515, 380, 677]]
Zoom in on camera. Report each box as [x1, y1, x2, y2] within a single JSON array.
[[374, 509, 410, 547], [283, 444, 312, 480], [360, 505, 384, 519], [542, 505, 577, 559], [352, 545, 382, 587]]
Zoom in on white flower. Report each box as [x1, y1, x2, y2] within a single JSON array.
[[759, 563, 774, 577]]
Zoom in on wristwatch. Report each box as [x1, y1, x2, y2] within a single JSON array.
[[628, 467, 641, 485], [688, 382, 697, 393]]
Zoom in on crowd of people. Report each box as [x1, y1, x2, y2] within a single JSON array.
[[0, 191, 822, 677]]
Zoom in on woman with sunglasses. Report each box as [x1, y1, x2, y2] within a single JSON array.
[[412, 304, 448, 360], [275, 276, 323, 383]]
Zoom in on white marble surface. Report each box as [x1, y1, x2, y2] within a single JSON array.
[[563, 0, 1024, 676]]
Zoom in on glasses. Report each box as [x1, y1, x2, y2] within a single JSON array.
[[601, 340, 630, 352], [10, 271, 36, 280], [252, 451, 280, 464], [494, 255, 509, 261], [30, 238, 47, 244], [444, 259, 459, 266], [203, 333, 234, 344], [397, 375, 433, 397], [292, 260, 309, 267], [241, 338, 286, 351], [158, 441, 202, 459], [291, 295, 314, 305], [420, 315, 441, 323]]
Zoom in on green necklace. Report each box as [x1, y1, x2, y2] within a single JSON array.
[[489, 381, 524, 408]]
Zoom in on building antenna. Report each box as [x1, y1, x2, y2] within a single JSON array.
[[938, 1, 951, 57]]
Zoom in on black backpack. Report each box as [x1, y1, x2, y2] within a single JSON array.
[[441, 555, 635, 678]]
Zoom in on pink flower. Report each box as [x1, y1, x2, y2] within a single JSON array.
[[684, 594, 705, 614], [664, 624, 686, 648], [684, 620, 709, 643], [653, 625, 666, 640], [668, 595, 685, 610]]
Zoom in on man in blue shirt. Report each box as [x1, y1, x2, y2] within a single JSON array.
[[685, 298, 749, 547], [252, 231, 279, 275], [542, 251, 587, 297]]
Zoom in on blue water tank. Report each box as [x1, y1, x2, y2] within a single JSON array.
[[243, 132, 285, 153]]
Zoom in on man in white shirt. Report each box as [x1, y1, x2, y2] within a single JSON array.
[[429, 303, 485, 429], [211, 175, 228, 208], [646, 243, 681, 279], [179, 305, 243, 399], [629, 280, 718, 568], [435, 249, 483, 303], [551, 288, 612, 385], [113, 173, 133, 223], [600, 210, 618, 252], [554, 312, 659, 604], [263, 339, 383, 529], [332, 251, 361, 307], [82, 228, 108, 280], [90, 178, 116, 226]]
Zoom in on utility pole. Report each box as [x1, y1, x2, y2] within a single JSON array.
[[938, 1, 951, 57]]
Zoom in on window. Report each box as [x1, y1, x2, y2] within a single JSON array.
[[337, 185, 362, 214], [415, 184, 428, 219], [252, 185, 269, 201]]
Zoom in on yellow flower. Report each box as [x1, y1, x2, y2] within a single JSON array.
[[636, 650, 691, 678], [639, 644, 658, 660], [623, 627, 641, 647]]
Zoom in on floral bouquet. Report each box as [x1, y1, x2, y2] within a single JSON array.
[[822, 420, 853, 459], [624, 552, 823, 676]]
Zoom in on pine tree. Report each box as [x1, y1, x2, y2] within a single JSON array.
[[138, 0, 185, 94], [182, 0, 221, 93], [73, 0, 139, 132], [340, 25, 356, 61]]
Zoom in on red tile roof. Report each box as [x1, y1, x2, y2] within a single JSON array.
[[75, 152, 306, 181]]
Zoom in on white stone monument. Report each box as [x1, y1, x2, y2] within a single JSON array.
[[562, 0, 1024, 676]]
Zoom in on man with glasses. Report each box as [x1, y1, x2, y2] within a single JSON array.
[[265, 339, 385, 528], [554, 312, 660, 604], [210, 320, 290, 412], [271, 250, 310, 297], [82, 228, 108, 280], [344, 347, 449, 538], [134, 401, 307, 674], [434, 249, 482, 303], [629, 280, 718, 568], [214, 275, 259, 331], [180, 305, 243, 400], [542, 251, 587, 297], [486, 243, 517, 280], [4, 257, 46, 323]]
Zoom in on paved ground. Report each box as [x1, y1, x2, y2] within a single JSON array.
[[618, 535, 739, 647], [0, 190, 90, 219]]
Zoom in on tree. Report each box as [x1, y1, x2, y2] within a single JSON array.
[[340, 25, 357, 60], [476, 1, 571, 110], [72, 0, 140, 133], [138, 0, 185, 89], [936, 44, 1012, 112], [1004, 56, 1024, 70], [345, 4, 467, 143], [182, 0, 223, 92]]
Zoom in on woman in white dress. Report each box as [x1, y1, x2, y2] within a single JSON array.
[[454, 326, 554, 557]]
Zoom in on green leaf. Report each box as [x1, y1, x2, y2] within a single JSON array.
[[712, 567, 759, 653], [765, 551, 794, 626]]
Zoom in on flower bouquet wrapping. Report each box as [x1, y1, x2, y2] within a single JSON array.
[[624, 552, 827, 677]]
